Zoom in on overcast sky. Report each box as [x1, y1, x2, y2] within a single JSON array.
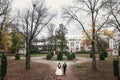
[[13, 0, 72, 11], [12, 0, 82, 39]]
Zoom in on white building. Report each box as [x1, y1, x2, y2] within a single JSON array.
[[108, 28, 120, 56], [32, 37, 82, 52], [67, 38, 81, 52]]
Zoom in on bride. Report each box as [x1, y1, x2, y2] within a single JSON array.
[[55, 62, 63, 75]]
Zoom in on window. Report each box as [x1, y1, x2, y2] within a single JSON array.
[[76, 42, 79, 44], [70, 42, 74, 47], [76, 45, 79, 51], [76, 47, 79, 50]]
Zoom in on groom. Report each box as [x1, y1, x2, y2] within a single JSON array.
[[62, 62, 67, 75]]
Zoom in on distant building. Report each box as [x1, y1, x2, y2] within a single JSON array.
[[67, 38, 81, 52], [32, 37, 82, 53], [32, 36, 59, 51], [81, 39, 91, 52], [32, 39, 46, 51], [108, 28, 120, 56]]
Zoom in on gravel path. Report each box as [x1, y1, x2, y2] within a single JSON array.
[[31, 56, 91, 80]]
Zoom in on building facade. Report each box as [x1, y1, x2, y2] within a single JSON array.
[[108, 28, 120, 55], [32, 38, 82, 53], [67, 38, 81, 52]]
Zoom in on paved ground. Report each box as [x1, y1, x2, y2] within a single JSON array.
[[31, 56, 91, 80]]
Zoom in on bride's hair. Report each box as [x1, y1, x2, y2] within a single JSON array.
[[57, 63, 61, 69]]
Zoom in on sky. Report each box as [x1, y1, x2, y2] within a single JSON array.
[[12, 0, 82, 39]]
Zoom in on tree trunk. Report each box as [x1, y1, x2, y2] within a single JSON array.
[[25, 39, 31, 70], [91, 22, 97, 71], [96, 37, 104, 53], [61, 34, 64, 54], [91, 41, 97, 71], [1, 77, 3, 80], [55, 37, 56, 51], [50, 41, 52, 51]]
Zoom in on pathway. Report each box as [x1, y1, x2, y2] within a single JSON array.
[[31, 56, 91, 80]]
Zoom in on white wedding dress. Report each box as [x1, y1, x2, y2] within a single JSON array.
[[55, 67, 63, 75]]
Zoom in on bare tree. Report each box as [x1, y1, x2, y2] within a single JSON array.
[[106, 0, 120, 31], [62, 0, 110, 71], [0, 0, 14, 30], [47, 23, 55, 37], [105, 0, 120, 55], [21, 0, 55, 70], [47, 23, 55, 50]]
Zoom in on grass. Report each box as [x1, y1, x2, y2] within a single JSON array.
[[6, 59, 56, 80], [51, 56, 68, 61], [107, 55, 120, 60], [20, 53, 47, 57], [6, 54, 47, 59], [71, 60, 119, 80], [76, 53, 99, 58], [3, 54, 120, 80], [31, 53, 47, 57], [76, 54, 90, 58]]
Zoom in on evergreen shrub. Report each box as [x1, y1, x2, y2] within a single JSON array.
[[57, 51, 63, 60], [99, 51, 105, 60], [113, 59, 119, 77], [15, 54, 20, 60], [1, 53, 7, 79]]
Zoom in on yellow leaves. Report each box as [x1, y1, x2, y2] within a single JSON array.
[[103, 29, 113, 37], [11, 31, 25, 51], [81, 39, 91, 45], [0, 29, 25, 52], [1, 31, 12, 51], [103, 29, 109, 35]]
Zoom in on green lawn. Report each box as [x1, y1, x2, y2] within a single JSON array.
[[6, 54, 47, 59], [18, 53, 47, 57], [31, 53, 47, 57], [76, 54, 90, 58], [106, 55, 120, 60], [76, 53, 99, 58]]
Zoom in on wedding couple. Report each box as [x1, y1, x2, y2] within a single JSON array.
[[55, 62, 67, 76]]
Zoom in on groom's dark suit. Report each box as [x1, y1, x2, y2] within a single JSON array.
[[63, 62, 67, 75]]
